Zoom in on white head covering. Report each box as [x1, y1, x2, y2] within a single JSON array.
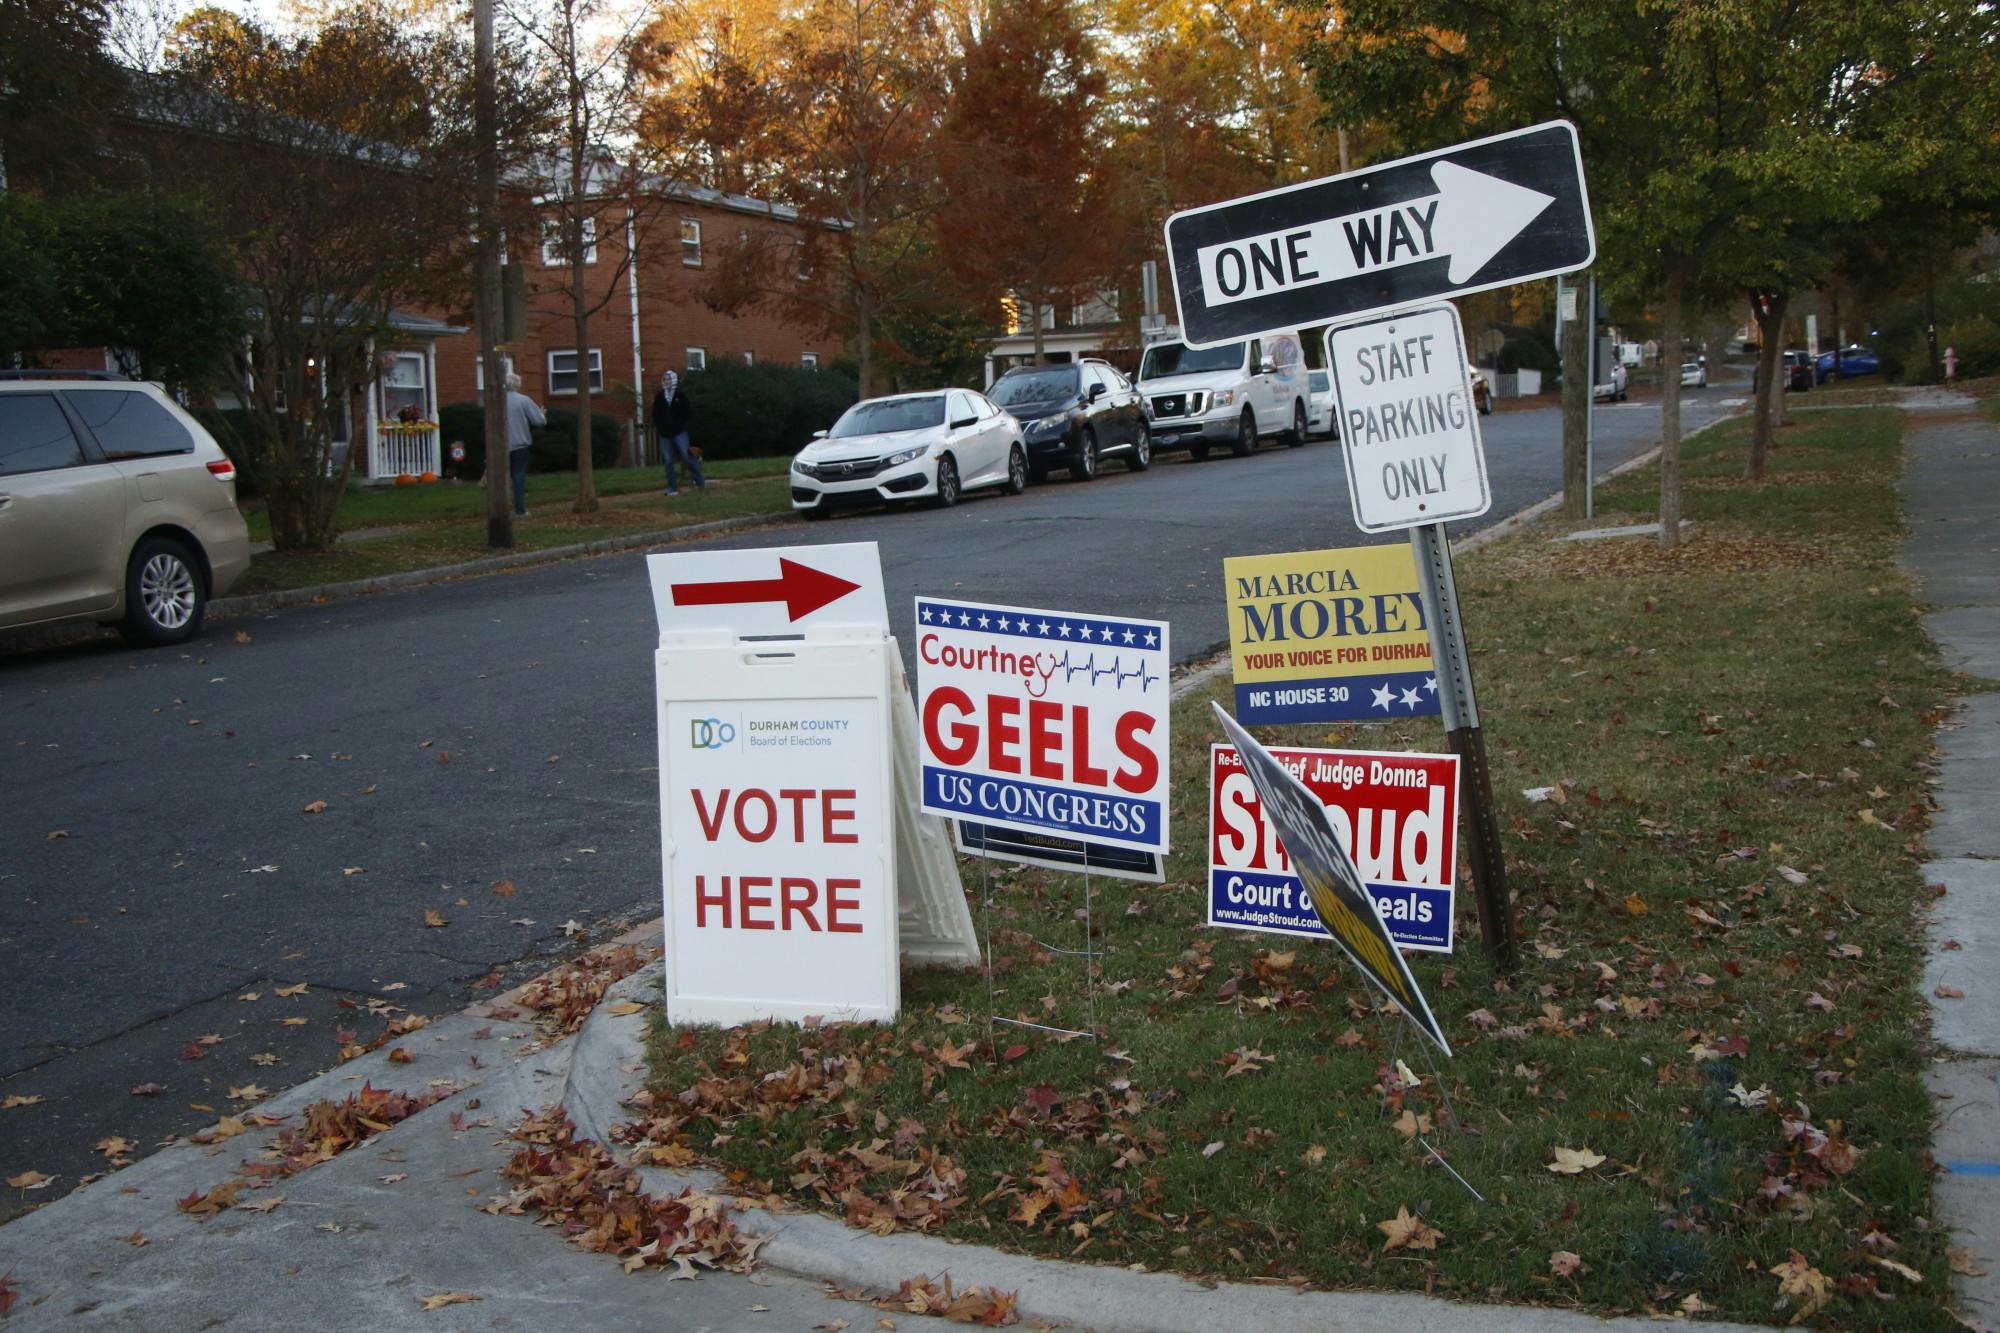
[[663, 370, 678, 392]]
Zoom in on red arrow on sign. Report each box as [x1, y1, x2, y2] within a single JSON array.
[[670, 557, 861, 622]]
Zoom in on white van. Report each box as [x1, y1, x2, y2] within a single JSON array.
[[1136, 330, 1310, 460]]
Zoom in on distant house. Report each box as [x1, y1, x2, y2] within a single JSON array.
[[433, 172, 843, 468]]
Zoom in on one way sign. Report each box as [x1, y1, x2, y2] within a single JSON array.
[[1165, 121, 1593, 348]]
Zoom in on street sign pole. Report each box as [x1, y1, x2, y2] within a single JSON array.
[[1408, 522, 1517, 969]]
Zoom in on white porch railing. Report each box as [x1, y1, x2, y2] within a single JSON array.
[[369, 421, 441, 481]]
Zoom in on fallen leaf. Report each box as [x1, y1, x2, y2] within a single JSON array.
[[1679, 1292, 1714, 1315], [250, 1052, 279, 1067], [424, 909, 448, 928], [1201, 1140, 1224, 1158], [602, 1001, 646, 1017], [1871, 1256, 1922, 1283], [280, 1016, 309, 1027], [1377, 1205, 1442, 1252], [492, 880, 517, 898], [238, 1194, 285, 1213], [275, 983, 308, 997], [1546, 1146, 1606, 1174], [234, 630, 252, 644], [1949, 1246, 1989, 1276], [301, 800, 328, 815], [558, 919, 583, 938], [1392, 1109, 1433, 1140], [1549, 1250, 1585, 1277], [1777, 865, 1809, 886], [121, 1230, 147, 1246], [176, 1181, 242, 1215], [1772, 1250, 1831, 1321], [7, 1170, 55, 1189], [130, 1082, 165, 1096], [2, 1095, 44, 1110], [1936, 984, 1966, 1000], [1533, 940, 1567, 960], [1300, 1144, 1327, 1166], [380, 1173, 407, 1184], [227, 1084, 268, 1102], [418, 1292, 481, 1311], [95, 1136, 133, 1157], [343, 867, 366, 875], [1623, 893, 1649, 917]]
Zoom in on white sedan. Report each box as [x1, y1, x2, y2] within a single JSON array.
[[1680, 361, 1707, 388], [791, 389, 1026, 517], [1307, 370, 1338, 438]]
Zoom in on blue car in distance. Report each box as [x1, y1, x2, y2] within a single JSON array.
[[1816, 346, 1879, 383]]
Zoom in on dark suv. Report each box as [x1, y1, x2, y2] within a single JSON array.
[[987, 359, 1149, 481]]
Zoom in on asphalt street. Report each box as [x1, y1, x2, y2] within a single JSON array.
[[0, 381, 1739, 1222]]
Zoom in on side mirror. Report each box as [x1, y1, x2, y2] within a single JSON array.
[[811, 429, 827, 440], [1087, 383, 1106, 401], [950, 416, 978, 430], [1258, 359, 1276, 375]]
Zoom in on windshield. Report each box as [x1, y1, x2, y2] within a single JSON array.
[[990, 369, 1079, 406], [828, 396, 945, 439], [1139, 341, 1245, 380]]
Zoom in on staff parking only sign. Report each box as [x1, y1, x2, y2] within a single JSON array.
[[1208, 742, 1459, 953], [916, 598, 1171, 854]]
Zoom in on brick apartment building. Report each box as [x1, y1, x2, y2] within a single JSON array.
[[431, 181, 843, 468]]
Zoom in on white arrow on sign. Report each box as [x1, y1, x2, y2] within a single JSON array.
[[1194, 161, 1556, 309]]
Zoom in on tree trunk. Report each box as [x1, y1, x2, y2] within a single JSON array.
[[571, 217, 599, 513], [1747, 291, 1788, 480], [1560, 274, 1590, 518], [474, 0, 511, 548], [855, 280, 874, 397], [1658, 260, 1684, 550]]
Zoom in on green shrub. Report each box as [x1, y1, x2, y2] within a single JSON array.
[[679, 359, 858, 461], [530, 406, 622, 473], [438, 401, 486, 481], [191, 407, 266, 497]]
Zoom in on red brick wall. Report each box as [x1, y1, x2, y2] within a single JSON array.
[[432, 198, 842, 436]]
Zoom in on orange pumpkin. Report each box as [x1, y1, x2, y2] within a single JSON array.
[[419, 471, 439, 483], [396, 473, 417, 486]]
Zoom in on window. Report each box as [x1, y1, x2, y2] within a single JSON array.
[[741, 351, 754, 366], [547, 349, 603, 395], [0, 394, 87, 476], [794, 238, 812, 281], [680, 219, 702, 266], [542, 215, 597, 266], [473, 354, 515, 393], [67, 390, 192, 460], [380, 353, 427, 421], [685, 347, 707, 371], [800, 353, 818, 371], [947, 391, 978, 425]]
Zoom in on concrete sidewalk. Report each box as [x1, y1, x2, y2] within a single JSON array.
[[1901, 388, 2000, 1333]]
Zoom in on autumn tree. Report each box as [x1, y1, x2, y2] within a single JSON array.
[[936, 0, 1105, 363], [157, 3, 482, 550], [0, 0, 123, 190]]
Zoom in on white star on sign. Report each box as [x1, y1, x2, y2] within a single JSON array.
[[1038, 620, 1052, 636], [1057, 622, 1073, 637], [1424, 675, 1438, 694], [919, 605, 933, 622], [996, 616, 1010, 631], [958, 612, 971, 626], [1371, 682, 1395, 712], [1400, 686, 1422, 709], [1144, 630, 1158, 646], [977, 614, 990, 629], [1081, 625, 1096, 641]]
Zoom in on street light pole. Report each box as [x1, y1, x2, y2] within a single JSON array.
[[475, 0, 513, 548]]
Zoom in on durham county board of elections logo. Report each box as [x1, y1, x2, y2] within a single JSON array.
[[689, 718, 737, 750]]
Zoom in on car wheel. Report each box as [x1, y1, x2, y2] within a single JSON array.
[[934, 454, 961, 507], [1071, 427, 1098, 481], [1125, 422, 1151, 472], [1285, 401, 1307, 447], [1231, 411, 1254, 457], [120, 535, 204, 647], [1004, 443, 1027, 495]]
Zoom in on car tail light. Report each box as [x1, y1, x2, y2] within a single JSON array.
[[206, 458, 237, 482]]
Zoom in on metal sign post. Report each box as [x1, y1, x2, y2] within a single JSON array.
[[1407, 523, 1517, 968]]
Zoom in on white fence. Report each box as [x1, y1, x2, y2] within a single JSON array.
[[369, 421, 441, 481]]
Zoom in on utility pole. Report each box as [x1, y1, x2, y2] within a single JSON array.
[[475, 0, 513, 548], [1558, 273, 1590, 518]]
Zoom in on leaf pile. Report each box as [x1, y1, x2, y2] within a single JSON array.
[[509, 943, 647, 1037], [493, 1105, 767, 1277], [249, 1083, 449, 1181], [835, 1272, 1019, 1325]]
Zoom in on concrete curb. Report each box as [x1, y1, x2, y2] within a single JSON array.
[[208, 509, 793, 622]]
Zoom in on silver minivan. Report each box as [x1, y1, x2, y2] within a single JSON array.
[[0, 375, 251, 645]]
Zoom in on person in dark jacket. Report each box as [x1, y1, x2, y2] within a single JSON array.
[[650, 369, 702, 495]]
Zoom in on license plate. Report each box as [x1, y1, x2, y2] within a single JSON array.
[[1158, 432, 1180, 445]]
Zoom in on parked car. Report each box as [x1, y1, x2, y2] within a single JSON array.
[[789, 389, 1025, 517], [1680, 361, 1707, 389], [1591, 363, 1629, 402], [1815, 346, 1880, 382], [0, 373, 250, 646], [1307, 370, 1338, 439], [1784, 349, 1815, 392], [1136, 332, 1309, 460], [986, 359, 1148, 481]]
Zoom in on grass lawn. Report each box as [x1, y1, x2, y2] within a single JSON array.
[[240, 458, 792, 543], [232, 477, 795, 596], [639, 407, 1965, 1325]]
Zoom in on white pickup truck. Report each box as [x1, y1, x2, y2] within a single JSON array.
[[1136, 331, 1310, 460]]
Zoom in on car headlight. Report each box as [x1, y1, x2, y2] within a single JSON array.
[[1209, 389, 1234, 410], [883, 445, 928, 467], [792, 458, 816, 478]]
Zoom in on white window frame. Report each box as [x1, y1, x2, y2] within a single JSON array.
[[800, 353, 818, 371], [542, 215, 598, 266], [685, 347, 707, 371], [794, 238, 812, 281], [380, 351, 429, 420], [474, 353, 516, 393], [742, 350, 754, 366], [680, 218, 702, 266], [547, 348, 603, 396]]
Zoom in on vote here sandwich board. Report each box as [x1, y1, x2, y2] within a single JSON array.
[[1211, 703, 1451, 1055], [1209, 742, 1458, 953], [916, 597, 1171, 855]]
